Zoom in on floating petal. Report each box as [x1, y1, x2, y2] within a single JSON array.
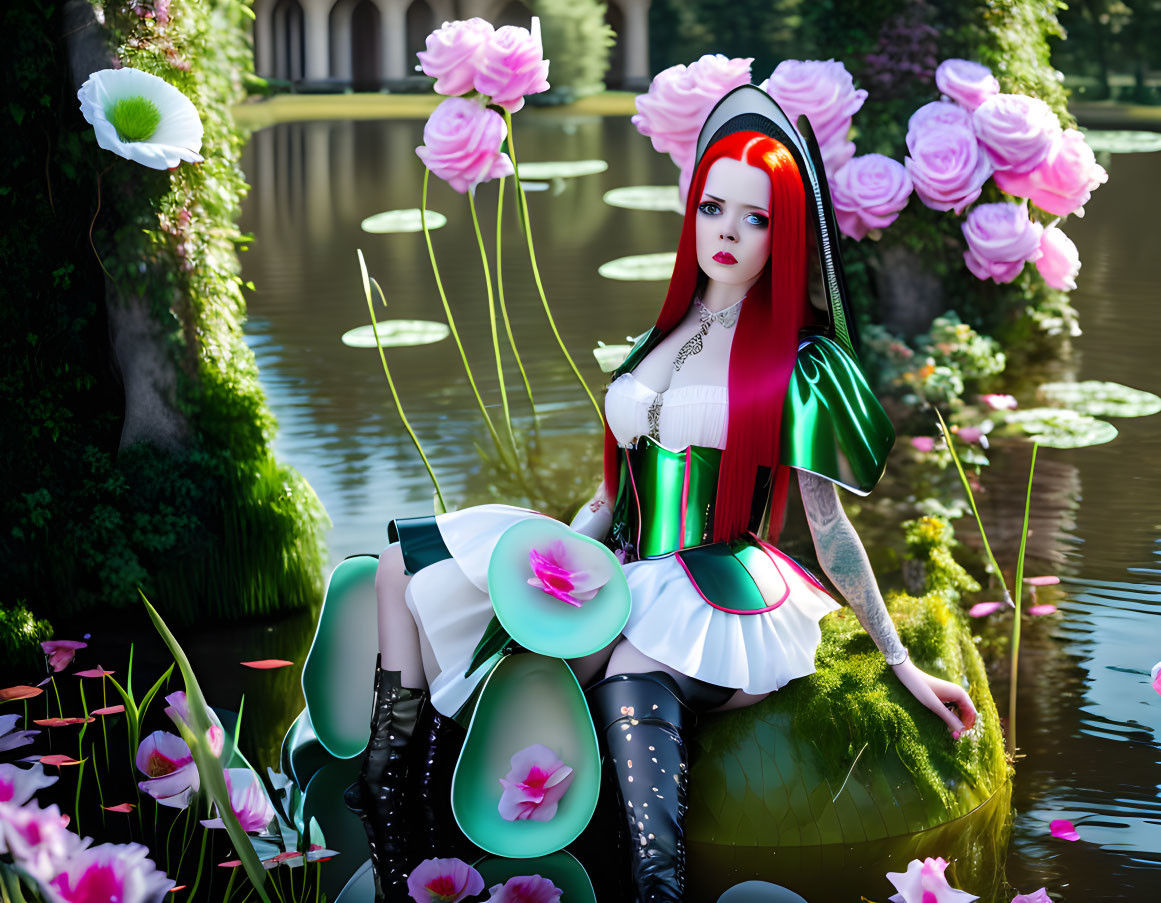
[[969, 602, 1005, 618], [240, 660, 294, 670], [1050, 818, 1080, 841]]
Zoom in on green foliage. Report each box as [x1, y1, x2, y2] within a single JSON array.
[[534, 0, 616, 104], [903, 515, 981, 603], [0, 602, 54, 674]]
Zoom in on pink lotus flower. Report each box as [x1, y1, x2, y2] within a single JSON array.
[[981, 393, 1018, 411], [0, 713, 38, 753], [0, 763, 57, 806], [969, 601, 1005, 617], [0, 800, 87, 885], [42, 639, 87, 672], [1050, 818, 1080, 841], [830, 153, 913, 240], [527, 540, 608, 607], [886, 857, 979, 903], [417, 18, 494, 97], [1150, 661, 1160, 696], [48, 841, 175, 903], [910, 436, 936, 453], [935, 59, 1001, 111], [201, 768, 275, 833], [1028, 604, 1058, 616], [136, 731, 199, 809], [498, 744, 574, 821], [1034, 227, 1081, 291], [1012, 889, 1052, 903], [973, 94, 1062, 173], [416, 97, 514, 194], [904, 123, 992, 214], [633, 55, 753, 172], [406, 857, 485, 903], [485, 874, 564, 903], [473, 24, 549, 114], [994, 129, 1107, 217], [764, 58, 867, 151], [906, 101, 973, 150], [962, 202, 1043, 283]]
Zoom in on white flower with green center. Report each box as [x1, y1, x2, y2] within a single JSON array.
[[78, 67, 204, 170]]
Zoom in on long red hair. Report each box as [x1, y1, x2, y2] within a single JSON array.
[[603, 130, 811, 543]]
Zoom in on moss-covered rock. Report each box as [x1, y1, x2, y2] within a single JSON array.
[[688, 590, 1008, 847]]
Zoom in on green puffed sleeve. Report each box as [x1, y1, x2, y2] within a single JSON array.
[[780, 334, 895, 495]]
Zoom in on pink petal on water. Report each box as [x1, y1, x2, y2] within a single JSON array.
[[240, 660, 294, 670], [1024, 575, 1060, 586], [74, 667, 114, 678], [910, 436, 936, 452], [92, 705, 126, 716], [0, 686, 44, 701], [217, 860, 243, 868], [969, 601, 1005, 617], [34, 717, 94, 727], [104, 802, 136, 813], [1050, 818, 1080, 841], [40, 754, 83, 768], [1011, 888, 1052, 903], [1151, 662, 1161, 696], [1028, 604, 1058, 616]]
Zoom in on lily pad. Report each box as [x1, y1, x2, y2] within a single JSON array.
[[593, 342, 633, 373], [1080, 130, 1161, 155], [598, 251, 677, 281], [1004, 407, 1118, 448], [341, 320, 450, 348], [516, 160, 608, 179], [520, 181, 550, 192], [603, 185, 683, 212], [1037, 380, 1161, 418], [360, 209, 447, 234]]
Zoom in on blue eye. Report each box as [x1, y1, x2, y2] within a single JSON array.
[[745, 213, 770, 228], [698, 201, 721, 216]]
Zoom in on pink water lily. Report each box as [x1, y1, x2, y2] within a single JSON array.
[[201, 768, 274, 833], [1011, 889, 1052, 903], [886, 857, 978, 903], [406, 857, 485, 902], [42, 639, 87, 672], [969, 601, 1005, 618], [981, 393, 1018, 411], [136, 731, 199, 809], [498, 744, 574, 822], [485, 874, 564, 903], [527, 540, 608, 607], [48, 841, 175, 903], [1050, 818, 1080, 841], [0, 713, 39, 753], [0, 763, 57, 806]]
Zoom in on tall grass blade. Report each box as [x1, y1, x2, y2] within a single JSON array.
[[1008, 442, 1039, 757]]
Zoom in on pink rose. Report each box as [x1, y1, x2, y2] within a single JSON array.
[[904, 124, 992, 214], [993, 129, 1108, 216], [830, 153, 913, 240], [764, 59, 867, 149], [416, 98, 514, 194], [818, 131, 857, 177], [973, 93, 1062, 172], [633, 55, 753, 171], [497, 744, 574, 822], [1034, 226, 1081, 290], [935, 59, 1000, 111], [417, 19, 494, 97], [961, 202, 1043, 284], [906, 101, 973, 153], [473, 25, 549, 114]]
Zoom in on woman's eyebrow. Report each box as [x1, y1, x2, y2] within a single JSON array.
[[701, 192, 769, 213]]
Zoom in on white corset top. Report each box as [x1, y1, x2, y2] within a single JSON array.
[[605, 297, 740, 451]]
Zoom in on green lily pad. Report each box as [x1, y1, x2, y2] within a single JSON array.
[[341, 320, 450, 348], [360, 208, 447, 233], [516, 159, 608, 179], [598, 251, 677, 281], [593, 342, 633, 373], [1037, 380, 1161, 418], [603, 185, 683, 212], [1079, 129, 1161, 154], [521, 181, 550, 192], [1004, 407, 1119, 448]]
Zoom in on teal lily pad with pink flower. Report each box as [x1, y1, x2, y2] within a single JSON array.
[[474, 851, 595, 903], [487, 519, 629, 659]]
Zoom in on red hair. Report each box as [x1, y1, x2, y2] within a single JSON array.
[[603, 130, 810, 543]]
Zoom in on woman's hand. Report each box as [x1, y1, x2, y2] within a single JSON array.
[[890, 657, 978, 739]]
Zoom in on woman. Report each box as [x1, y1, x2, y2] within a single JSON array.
[[343, 86, 977, 902]]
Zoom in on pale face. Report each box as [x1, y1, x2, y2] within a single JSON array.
[[694, 157, 772, 301]]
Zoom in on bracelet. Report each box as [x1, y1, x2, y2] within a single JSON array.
[[884, 647, 909, 667]]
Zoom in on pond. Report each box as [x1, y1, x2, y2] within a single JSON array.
[[227, 113, 1161, 900]]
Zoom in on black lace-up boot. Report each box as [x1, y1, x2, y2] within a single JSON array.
[[344, 656, 427, 902], [589, 672, 695, 903], [412, 707, 472, 861]]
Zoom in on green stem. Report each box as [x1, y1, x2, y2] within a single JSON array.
[[223, 867, 239, 903], [468, 189, 517, 461], [503, 109, 604, 426], [495, 175, 536, 414], [420, 169, 508, 454], [50, 676, 62, 719], [1008, 442, 1039, 758], [186, 824, 209, 901], [357, 252, 447, 512]]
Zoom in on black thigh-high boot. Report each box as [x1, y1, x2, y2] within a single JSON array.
[[344, 656, 428, 902], [589, 672, 694, 903], [411, 708, 471, 861]]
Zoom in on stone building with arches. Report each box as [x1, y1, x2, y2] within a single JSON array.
[[251, 0, 651, 90]]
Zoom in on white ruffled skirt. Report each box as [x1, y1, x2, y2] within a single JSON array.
[[403, 504, 839, 717]]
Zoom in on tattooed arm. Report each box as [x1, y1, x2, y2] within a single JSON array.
[[798, 470, 977, 736]]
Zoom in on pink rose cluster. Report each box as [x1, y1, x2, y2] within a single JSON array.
[[415, 18, 548, 193], [764, 59, 867, 174], [903, 58, 1106, 287]]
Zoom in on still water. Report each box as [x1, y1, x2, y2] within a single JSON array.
[[236, 113, 1161, 900]]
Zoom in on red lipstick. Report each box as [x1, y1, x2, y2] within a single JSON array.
[[713, 251, 737, 265]]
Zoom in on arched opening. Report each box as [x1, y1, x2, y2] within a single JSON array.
[[350, 0, 382, 90], [405, 0, 438, 74], [604, 1, 625, 89], [271, 0, 306, 82]]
